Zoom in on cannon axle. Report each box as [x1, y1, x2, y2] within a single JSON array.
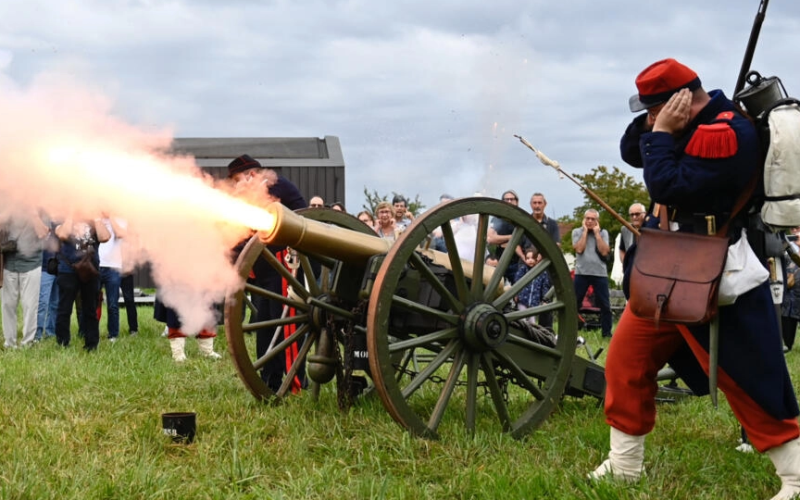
[[461, 303, 509, 352]]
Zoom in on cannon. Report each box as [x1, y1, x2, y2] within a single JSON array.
[[224, 198, 685, 439]]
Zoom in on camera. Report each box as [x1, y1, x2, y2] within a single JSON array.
[[788, 235, 799, 242]]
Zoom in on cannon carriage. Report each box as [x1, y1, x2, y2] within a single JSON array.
[[224, 197, 613, 439], [223, 198, 686, 439]]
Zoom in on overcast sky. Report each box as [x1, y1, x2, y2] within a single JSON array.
[[2, 0, 799, 219]]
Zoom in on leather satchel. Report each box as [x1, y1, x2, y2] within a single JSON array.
[[628, 175, 757, 327], [628, 228, 729, 326]]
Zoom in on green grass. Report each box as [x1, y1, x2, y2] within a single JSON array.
[[0, 310, 794, 499]]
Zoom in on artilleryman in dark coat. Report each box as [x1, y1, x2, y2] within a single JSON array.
[[620, 89, 799, 420]]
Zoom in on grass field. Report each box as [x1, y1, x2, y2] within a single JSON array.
[[0, 306, 794, 499]]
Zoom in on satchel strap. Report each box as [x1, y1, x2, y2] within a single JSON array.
[[657, 170, 758, 237], [657, 204, 670, 231], [720, 171, 759, 236], [654, 287, 673, 330]]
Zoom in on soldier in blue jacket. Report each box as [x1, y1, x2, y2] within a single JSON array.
[[228, 155, 308, 393], [589, 58, 800, 500]]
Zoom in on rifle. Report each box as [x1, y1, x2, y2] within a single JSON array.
[[513, 135, 640, 237], [734, 0, 770, 97], [718, 0, 771, 410]]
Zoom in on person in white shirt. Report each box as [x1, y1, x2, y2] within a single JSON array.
[[98, 215, 127, 342]]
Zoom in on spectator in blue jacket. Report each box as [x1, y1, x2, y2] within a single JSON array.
[[514, 247, 551, 325]]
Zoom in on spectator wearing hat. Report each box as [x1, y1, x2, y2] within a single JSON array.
[[228, 154, 307, 391], [589, 58, 800, 500]]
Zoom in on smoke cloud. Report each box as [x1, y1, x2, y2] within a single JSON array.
[[0, 71, 273, 335]]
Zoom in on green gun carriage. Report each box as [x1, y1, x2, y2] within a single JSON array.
[[224, 198, 682, 439]]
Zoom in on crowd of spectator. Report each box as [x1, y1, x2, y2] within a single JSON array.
[[1, 211, 140, 351], [329, 189, 574, 329]]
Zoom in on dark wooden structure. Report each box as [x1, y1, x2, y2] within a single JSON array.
[[130, 136, 346, 290]]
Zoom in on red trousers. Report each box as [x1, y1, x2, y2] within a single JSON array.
[[604, 307, 799, 452], [167, 327, 216, 339]]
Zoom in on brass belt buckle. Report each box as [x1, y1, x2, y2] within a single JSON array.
[[705, 215, 717, 236]]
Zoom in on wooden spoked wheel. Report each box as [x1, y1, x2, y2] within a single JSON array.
[[224, 208, 376, 401], [367, 198, 578, 439]]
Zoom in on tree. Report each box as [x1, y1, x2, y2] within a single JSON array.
[[362, 186, 426, 216], [560, 165, 650, 258]]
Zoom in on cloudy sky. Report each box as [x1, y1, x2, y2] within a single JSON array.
[[2, 0, 799, 220]]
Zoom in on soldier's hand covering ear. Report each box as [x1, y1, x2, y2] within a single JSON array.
[[653, 88, 692, 135]]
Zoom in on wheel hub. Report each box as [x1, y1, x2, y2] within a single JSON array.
[[460, 303, 509, 352], [307, 295, 328, 331]]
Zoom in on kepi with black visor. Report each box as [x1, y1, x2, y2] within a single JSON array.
[[629, 58, 702, 113]]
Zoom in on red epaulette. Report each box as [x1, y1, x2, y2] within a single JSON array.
[[685, 111, 738, 159]]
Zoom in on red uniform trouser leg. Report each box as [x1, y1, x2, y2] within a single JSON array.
[[604, 308, 685, 435], [167, 327, 186, 339], [605, 307, 799, 453], [675, 322, 799, 452], [168, 328, 216, 339], [197, 329, 216, 339]]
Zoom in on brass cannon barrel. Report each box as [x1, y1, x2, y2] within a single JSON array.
[[256, 202, 497, 286], [257, 202, 391, 263]]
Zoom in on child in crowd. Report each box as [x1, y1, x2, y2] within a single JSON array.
[[514, 247, 551, 325]]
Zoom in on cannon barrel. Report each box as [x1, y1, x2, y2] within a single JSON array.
[[256, 202, 498, 286], [257, 202, 391, 264]]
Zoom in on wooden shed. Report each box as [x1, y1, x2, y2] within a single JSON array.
[[130, 136, 346, 290]]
